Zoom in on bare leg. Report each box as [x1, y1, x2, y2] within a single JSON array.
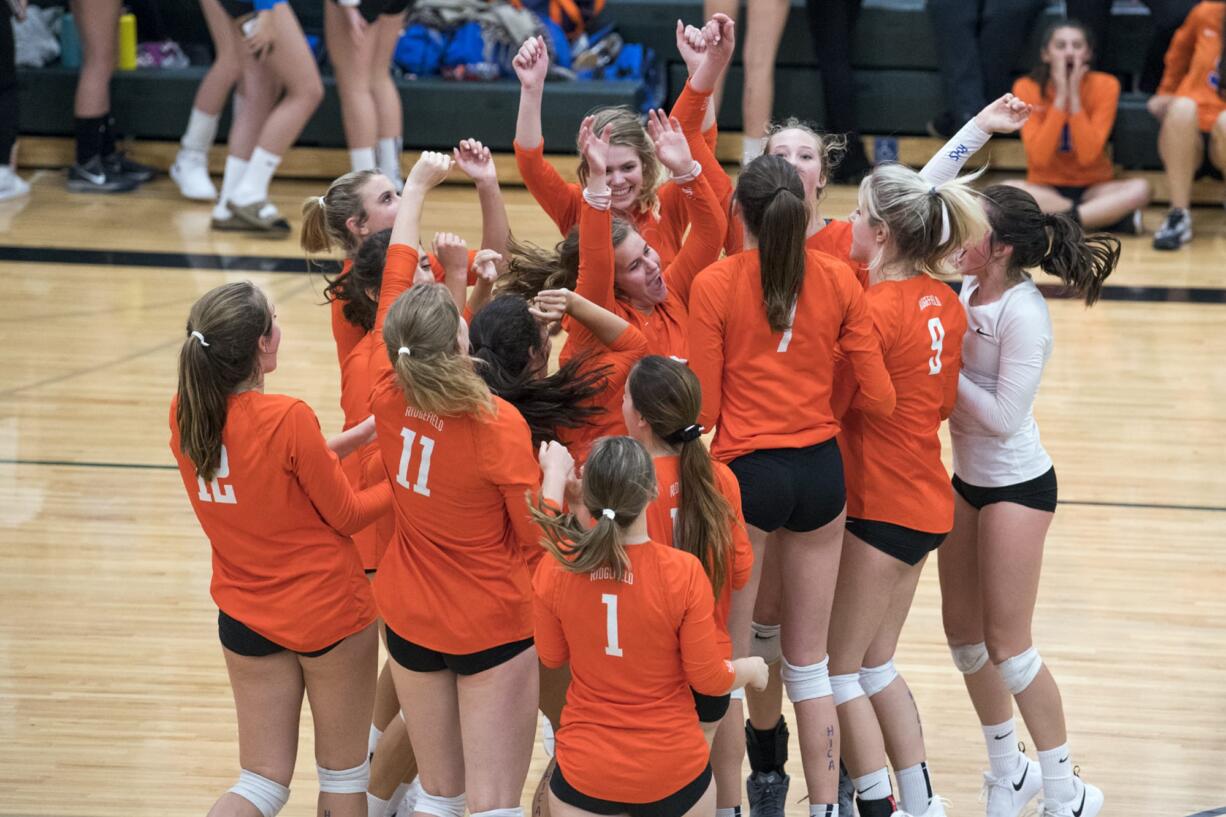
[[457, 647, 540, 812], [252, 5, 324, 155], [391, 663, 466, 801], [864, 560, 927, 772], [226, 62, 279, 161], [1075, 179, 1153, 229], [194, 0, 244, 116], [371, 12, 407, 141], [1157, 96, 1203, 211], [1209, 111, 1226, 173], [70, 0, 121, 118], [375, 656, 401, 730], [325, 1, 378, 154], [741, 0, 790, 140], [702, 0, 739, 117], [712, 699, 746, 808], [746, 527, 783, 731], [369, 714, 418, 801]]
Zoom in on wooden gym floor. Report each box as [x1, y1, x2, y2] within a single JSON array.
[[0, 170, 1223, 817]]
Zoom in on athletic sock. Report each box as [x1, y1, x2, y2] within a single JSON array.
[[387, 781, 410, 815], [745, 715, 788, 775], [808, 805, 837, 817], [350, 146, 377, 172], [368, 723, 383, 761], [896, 761, 933, 815], [982, 719, 1022, 779], [376, 137, 400, 175], [368, 792, 391, 817], [181, 108, 220, 154], [853, 767, 895, 817], [1037, 743, 1076, 802], [741, 135, 765, 167], [74, 115, 107, 164], [100, 115, 118, 157], [230, 147, 281, 207], [716, 807, 741, 817], [213, 155, 248, 220]]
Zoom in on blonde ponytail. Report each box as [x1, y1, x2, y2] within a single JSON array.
[[300, 169, 382, 257]]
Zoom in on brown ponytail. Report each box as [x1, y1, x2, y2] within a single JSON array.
[[735, 155, 809, 332], [531, 436, 657, 580], [175, 282, 272, 481], [300, 169, 382, 256], [324, 228, 389, 332], [499, 219, 637, 300], [628, 356, 733, 596], [981, 185, 1119, 306]]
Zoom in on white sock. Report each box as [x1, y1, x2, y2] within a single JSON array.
[[808, 805, 837, 817], [368, 723, 383, 760], [213, 155, 248, 220], [741, 135, 765, 166], [181, 108, 220, 153], [387, 782, 410, 815], [400, 777, 421, 814], [982, 719, 1023, 779], [368, 793, 391, 817], [896, 761, 932, 815], [230, 147, 281, 207], [376, 137, 400, 176], [350, 146, 377, 172], [1037, 743, 1076, 802], [716, 807, 741, 817], [853, 767, 892, 803]]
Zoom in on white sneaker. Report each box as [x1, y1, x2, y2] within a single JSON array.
[[981, 758, 1042, 817], [171, 149, 217, 201], [0, 166, 31, 201], [1040, 779, 1102, 817]]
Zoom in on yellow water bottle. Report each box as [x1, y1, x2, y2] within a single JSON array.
[[117, 12, 137, 71]]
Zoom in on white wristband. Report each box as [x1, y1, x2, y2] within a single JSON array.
[[670, 161, 703, 184], [583, 188, 612, 211]]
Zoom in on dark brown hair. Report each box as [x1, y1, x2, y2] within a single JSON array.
[[981, 184, 1119, 306], [498, 219, 636, 300], [627, 356, 733, 596], [175, 282, 272, 481], [736, 155, 809, 332], [324, 228, 389, 332], [1030, 19, 1095, 92]]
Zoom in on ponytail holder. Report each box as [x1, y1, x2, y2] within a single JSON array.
[[601, 508, 616, 520], [397, 346, 411, 357], [936, 196, 951, 245], [190, 330, 209, 347], [664, 423, 702, 444], [317, 196, 327, 209], [773, 185, 794, 198]]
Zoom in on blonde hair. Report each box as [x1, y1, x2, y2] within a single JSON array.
[[531, 436, 657, 581], [300, 169, 382, 256], [575, 107, 664, 218], [764, 117, 849, 197], [381, 283, 494, 417], [858, 162, 988, 278]]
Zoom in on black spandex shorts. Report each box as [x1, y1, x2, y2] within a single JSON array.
[[218, 610, 343, 658], [952, 467, 1058, 513], [1054, 186, 1087, 207], [691, 689, 730, 723], [550, 761, 712, 817], [845, 517, 947, 566], [353, 0, 414, 22], [219, 0, 254, 19], [385, 625, 533, 675], [728, 439, 845, 533]]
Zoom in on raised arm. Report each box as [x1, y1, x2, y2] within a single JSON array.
[[432, 232, 471, 314], [531, 288, 631, 349], [920, 93, 1032, 185], [512, 36, 549, 150], [571, 118, 619, 313], [454, 138, 510, 260]]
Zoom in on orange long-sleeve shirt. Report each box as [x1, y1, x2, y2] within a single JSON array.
[[644, 455, 754, 656], [1157, 2, 1226, 132], [835, 276, 967, 533], [688, 249, 895, 462], [1013, 73, 1118, 188], [533, 541, 735, 803], [369, 243, 544, 653], [169, 392, 389, 652], [556, 324, 649, 465]]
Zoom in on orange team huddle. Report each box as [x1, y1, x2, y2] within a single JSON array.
[[169, 13, 1126, 817]]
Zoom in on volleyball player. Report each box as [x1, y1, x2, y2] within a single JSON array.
[[171, 281, 392, 817], [1009, 21, 1151, 231], [826, 164, 983, 817], [942, 185, 1119, 817], [688, 155, 895, 817], [532, 435, 769, 817]]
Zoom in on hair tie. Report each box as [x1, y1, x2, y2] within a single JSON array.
[[190, 330, 209, 347], [937, 197, 951, 245], [664, 423, 702, 444], [317, 195, 327, 209], [601, 508, 616, 520], [773, 185, 795, 198], [397, 346, 411, 357]]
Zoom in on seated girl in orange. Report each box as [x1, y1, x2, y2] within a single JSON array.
[[1009, 20, 1151, 233], [532, 435, 768, 817]]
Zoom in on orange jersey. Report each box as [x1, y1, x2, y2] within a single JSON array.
[[644, 455, 754, 655], [688, 249, 895, 462], [169, 392, 389, 652], [556, 325, 649, 465], [1013, 73, 1118, 188], [835, 276, 966, 533], [1158, 2, 1226, 132], [369, 243, 543, 653], [560, 179, 725, 364], [515, 140, 690, 267], [533, 541, 735, 803]]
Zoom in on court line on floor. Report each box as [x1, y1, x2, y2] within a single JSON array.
[[2, 245, 1225, 304], [1, 457, 1224, 513]]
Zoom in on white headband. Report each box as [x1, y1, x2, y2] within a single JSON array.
[[190, 330, 209, 347], [601, 508, 615, 520], [317, 196, 326, 209], [931, 186, 952, 245]]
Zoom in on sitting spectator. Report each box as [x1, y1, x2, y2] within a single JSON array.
[[1148, 0, 1225, 251], [1009, 20, 1151, 233]]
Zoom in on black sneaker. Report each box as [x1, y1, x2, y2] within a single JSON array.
[[746, 770, 790, 817], [1152, 208, 1192, 250], [67, 156, 141, 193], [104, 151, 157, 183]]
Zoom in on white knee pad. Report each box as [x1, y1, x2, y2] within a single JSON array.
[[781, 655, 831, 703], [229, 769, 290, 817], [859, 659, 899, 698], [830, 672, 865, 706], [471, 809, 524, 817], [997, 647, 1042, 695], [317, 757, 370, 794], [950, 641, 989, 675], [416, 789, 467, 817], [751, 622, 782, 664], [730, 686, 746, 702]]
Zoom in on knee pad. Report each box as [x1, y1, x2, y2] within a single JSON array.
[[471, 809, 523, 817], [751, 621, 781, 664], [229, 769, 290, 817], [829, 672, 865, 706], [859, 659, 899, 698], [416, 789, 467, 817], [997, 647, 1042, 695], [781, 655, 831, 703], [730, 686, 746, 702], [949, 641, 989, 675], [317, 757, 370, 794]]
